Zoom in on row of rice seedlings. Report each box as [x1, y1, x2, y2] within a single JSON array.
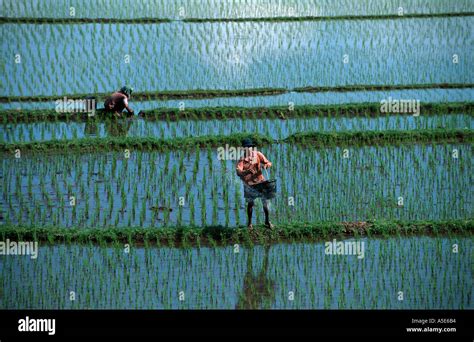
[[1, 236, 470, 309], [6, 12, 474, 25], [2, 113, 472, 144], [2, 102, 472, 124]]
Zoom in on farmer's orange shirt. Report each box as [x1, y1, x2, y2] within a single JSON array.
[[236, 150, 272, 186]]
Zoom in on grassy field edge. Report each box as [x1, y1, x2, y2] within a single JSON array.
[[2, 11, 473, 24], [1, 102, 473, 123], [0, 220, 472, 247], [1, 129, 472, 154], [1, 83, 472, 103]]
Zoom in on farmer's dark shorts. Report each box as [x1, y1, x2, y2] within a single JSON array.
[[244, 183, 275, 202]]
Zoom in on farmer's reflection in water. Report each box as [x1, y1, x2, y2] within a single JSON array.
[[236, 245, 275, 309], [83, 119, 132, 138], [83, 121, 99, 137], [104, 118, 132, 137]]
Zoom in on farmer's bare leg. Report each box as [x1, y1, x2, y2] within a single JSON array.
[[247, 200, 254, 229], [263, 200, 273, 228]]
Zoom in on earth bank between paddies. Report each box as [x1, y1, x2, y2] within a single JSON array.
[[1, 129, 472, 154], [1, 219, 472, 248]]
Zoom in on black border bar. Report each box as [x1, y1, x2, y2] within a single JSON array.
[[0, 310, 472, 337]]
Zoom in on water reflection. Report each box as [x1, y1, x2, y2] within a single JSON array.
[[236, 245, 275, 309], [105, 118, 132, 137], [84, 121, 99, 137]]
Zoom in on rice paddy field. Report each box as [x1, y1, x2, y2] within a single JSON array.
[[2, 143, 473, 228], [1, 237, 472, 309], [0, 0, 473, 310], [2, 17, 473, 96]]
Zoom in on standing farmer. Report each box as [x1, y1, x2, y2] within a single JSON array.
[[104, 86, 134, 117], [236, 138, 274, 230]]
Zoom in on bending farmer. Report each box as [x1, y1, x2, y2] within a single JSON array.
[[236, 138, 275, 231], [104, 86, 134, 117]]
